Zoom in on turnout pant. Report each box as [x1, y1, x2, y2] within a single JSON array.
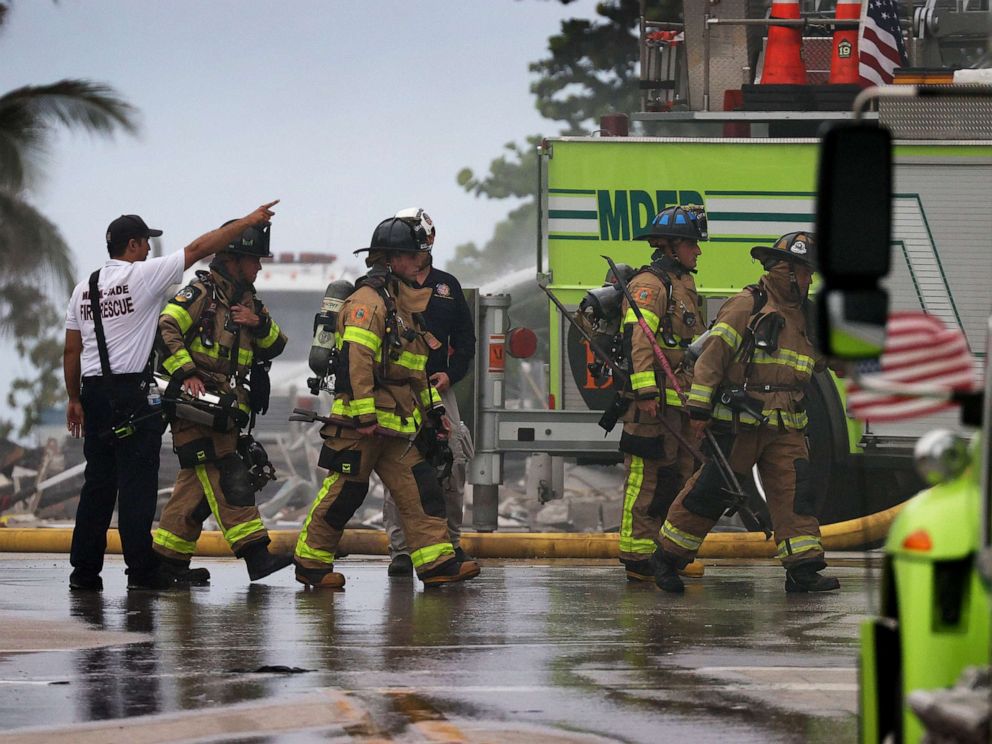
[[383, 386, 471, 557], [295, 432, 455, 577], [71, 376, 161, 582], [660, 424, 823, 570], [617, 406, 693, 563], [153, 419, 269, 562]]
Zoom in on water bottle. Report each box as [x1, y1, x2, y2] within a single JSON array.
[[147, 389, 162, 410]]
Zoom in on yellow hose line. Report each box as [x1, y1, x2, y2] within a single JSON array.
[[0, 502, 903, 559]]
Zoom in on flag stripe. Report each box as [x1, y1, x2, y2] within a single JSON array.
[[858, 0, 907, 88], [846, 311, 976, 423]]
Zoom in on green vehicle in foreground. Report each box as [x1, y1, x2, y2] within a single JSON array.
[[816, 86, 992, 743]]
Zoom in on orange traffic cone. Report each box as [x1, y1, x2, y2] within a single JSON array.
[[761, 0, 808, 84], [829, 0, 861, 84]]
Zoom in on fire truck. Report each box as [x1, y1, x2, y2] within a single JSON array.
[[465, 0, 991, 538]]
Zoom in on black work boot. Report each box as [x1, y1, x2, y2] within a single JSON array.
[[295, 562, 346, 590], [420, 557, 481, 587], [158, 557, 211, 587], [785, 563, 840, 593], [454, 546, 475, 563], [69, 570, 103, 592], [653, 549, 685, 593], [387, 553, 414, 577], [621, 556, 657, 583], [241, 542, 293, 582]]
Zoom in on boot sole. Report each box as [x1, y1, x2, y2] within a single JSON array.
[[625, 569, 654, 582], [785, 580, 841, 593], [295, 573, 346, 590], [422, 563, 481, 587]]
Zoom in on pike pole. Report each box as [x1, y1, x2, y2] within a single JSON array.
[[600, 256, 771, 538]]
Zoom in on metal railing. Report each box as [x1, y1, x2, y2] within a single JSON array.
[[700, 16, 860, 111]]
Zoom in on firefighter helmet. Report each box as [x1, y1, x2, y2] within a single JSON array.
[[635, 205, 708, 242], [394, 207, 435, 250], [750, 231, 816, 270], [223, 223, 272, 258], [353, 217, 431, 255]]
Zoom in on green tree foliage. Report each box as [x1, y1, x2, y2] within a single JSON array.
[[448, 0, 679, 281], [0, 3, 138, 437]]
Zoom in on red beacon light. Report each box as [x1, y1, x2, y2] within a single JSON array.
[[506, 327, 538, 359]]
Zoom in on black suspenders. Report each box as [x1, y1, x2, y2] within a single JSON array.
[[88, 270, 113, 378]]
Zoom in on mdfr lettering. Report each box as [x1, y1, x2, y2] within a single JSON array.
[[598, 190, 703, 240]]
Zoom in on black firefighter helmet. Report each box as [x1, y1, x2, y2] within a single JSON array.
[[750, 231, 817, 270], [223, 222, 272, 258], [354, 217, 432, 257], [635, 205, 708, 242]]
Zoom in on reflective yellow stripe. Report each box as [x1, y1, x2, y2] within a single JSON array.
[[630, 371, 657, 391], [295, 473, 339, 565], [189, 338, 253, 367], [711, 405, 808, 430], [711, 322, 742, 350], [194, 464, 265, 547], [410, 541, 455, 568], [420, 387, 442, 408], [776, 535, 823, 559], [664, 388, 684, 407], [238, 402, 251, 415], [163, 349, 193, 374], [342, 326, 382, 355], [661, 520, 705, 552], [752, 348, 815, 376], [332, 397, 376, 417], [161, 303, 194, 334], [619, 456, 645, 552], [376, 407, 422, 434], [687, 383, 713, 406], [152, 528, 197, 556], [257, 318, 281, 349], [393, 351, 427, 371], [225, 518, 266, 545], [623, 307, 661, 334]]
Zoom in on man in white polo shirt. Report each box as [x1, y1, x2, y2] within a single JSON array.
[[63, 200, 278, 591]]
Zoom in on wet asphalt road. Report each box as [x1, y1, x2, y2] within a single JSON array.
[[0, 554, 877, 743]]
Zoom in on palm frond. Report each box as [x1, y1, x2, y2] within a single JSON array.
[[0, 80, 138, 190], [0, 191, 75, 293]]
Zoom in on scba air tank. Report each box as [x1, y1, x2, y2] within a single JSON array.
[[307, 280, 355, 393]]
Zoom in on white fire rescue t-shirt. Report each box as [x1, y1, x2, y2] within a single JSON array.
[[65, 251, 185, 377]]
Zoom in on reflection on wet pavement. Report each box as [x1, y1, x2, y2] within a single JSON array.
[[0, 555, 873, 743]]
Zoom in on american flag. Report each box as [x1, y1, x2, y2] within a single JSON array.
[[858, 0, 908, 88], [846, 312, 977, 423]]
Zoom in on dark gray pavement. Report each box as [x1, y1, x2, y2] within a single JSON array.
[[0, 553, 878, 743]]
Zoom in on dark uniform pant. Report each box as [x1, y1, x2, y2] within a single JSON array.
[[295, 433, 454, 576], [70, 377, 161, 583], [153, 419, 268, 561], [618, 406, 693, 563], [660, 424, 823, 569]]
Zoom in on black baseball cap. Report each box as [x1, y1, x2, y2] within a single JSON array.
[[106, 214, 163, 251]]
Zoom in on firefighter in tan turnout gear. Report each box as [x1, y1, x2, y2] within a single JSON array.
[[153, 223, 292, 584], [654, 232, 840, 594], [617, 205, 705, 582], [293, 217, 481, 589]]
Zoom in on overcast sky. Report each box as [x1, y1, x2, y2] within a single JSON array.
[[0, 0, 600, 433]]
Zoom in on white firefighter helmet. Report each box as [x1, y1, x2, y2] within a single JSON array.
[[394, 207, 435, 250]]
